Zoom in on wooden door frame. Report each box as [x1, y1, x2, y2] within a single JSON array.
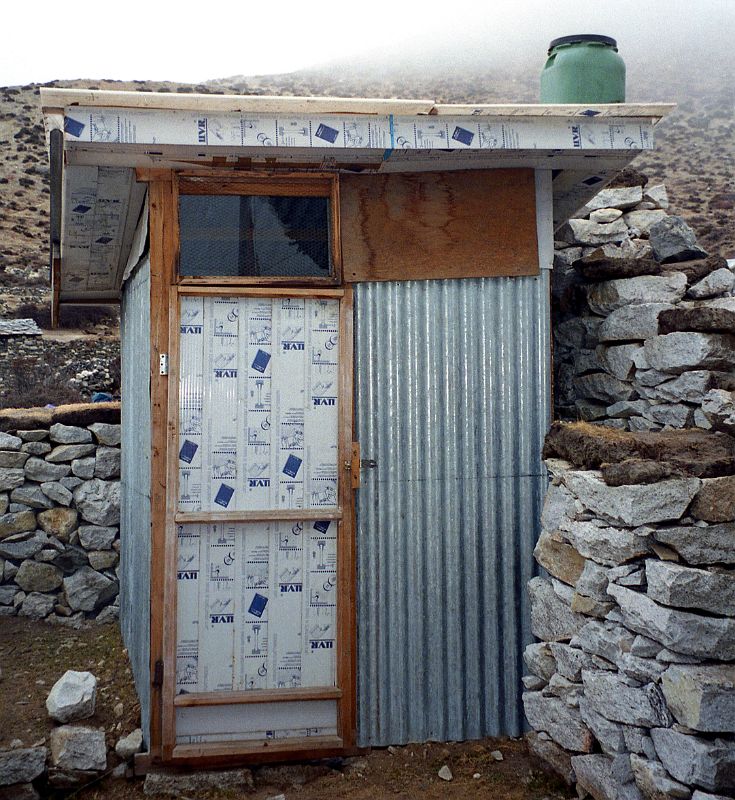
[[146, 170, 356, 764]]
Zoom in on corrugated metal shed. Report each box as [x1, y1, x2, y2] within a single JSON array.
[[354, 274, 550, 745], [119, 254, 152, 745]]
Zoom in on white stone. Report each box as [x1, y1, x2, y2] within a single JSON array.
[[662, 664, 735, 733], [654, 523, 735, 565], [9, 484, 53, 509], [143, 768, 253, 795], [77, 525, 117, 551], [19, 592, 55, 620], [0, 747, 47, 785], [644, 184, 669, 209], [87, 423, 121, 446], [114, 729, 143, 760], [571, 619, 634, 663], [94, 448, 120, 480], [46, 670, 97, 723], [579, 699, 626, 754], [688, 267, 735, 299], [40, 482, 73, 507], [574, 372, 635, 404], [559, 519, 649, 567], [587, 273, 687, 315], [63, 567, 117, 612], [0, 469, 25, 493], [71, 458, 95, 480], [523, 642, 556, 681], [644, 331, 735, 373], [46, 444, 96, 463], [0, 433, 22, 451], [651, 371, 721, 404], [581, 670, 672, 727], [597, 343, 642, 381], [607, 400, 650, 418], [629, 754, 690, 799], [49, 725, 106, 772], [646, 560, 735, 615], [590, 208, 623, 223], [623, 209, 668, 236], [49, 424, 93, 445], [437, 765, 452, 781], [561, 470, 700, 527], [528, 576, 585, 642], [555, 245, 584, 267], [570, 754, 626, 800], [522, 692, 593, 752], [73, 480, 120, 526], [540, 482, 579, 531], [23, 457, 70, 482], [586, 186, 644, 212], [643, 403, 692, 428], [548, 643, 601, 682], [563, 218, 629, 246], [651, 727, 735, 792], [701, 389, 735, 435], [608, 583, 735, 660], [616, 652, 666, 683], [576, 560, 610, 600], [650, 216, 708, 263], [635, 369, 672, 387], [0, 451, 30, 469]]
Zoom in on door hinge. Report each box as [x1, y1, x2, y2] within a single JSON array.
[[351, 442, 361, 490], [152, 659, 164, 688], [159, 353, 169, 376]]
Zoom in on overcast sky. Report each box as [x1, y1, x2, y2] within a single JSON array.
[[3, 0, 732, 87]]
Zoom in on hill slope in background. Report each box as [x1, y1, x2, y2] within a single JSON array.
[[0, 45, 731, 402]]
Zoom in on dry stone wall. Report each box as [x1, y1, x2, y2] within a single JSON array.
[[525, 424, 735, 800], [0, 418, 121, 626], [554, 180, 735, 432]]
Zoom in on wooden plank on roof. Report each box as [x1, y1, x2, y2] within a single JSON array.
[[40, 87, 435, 116], [432, 103, 676, 121], [340, 168, 540, 283]]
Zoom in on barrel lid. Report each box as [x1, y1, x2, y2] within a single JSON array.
[[548, 34, 618, 52]]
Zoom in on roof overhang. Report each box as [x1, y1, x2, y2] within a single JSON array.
[[40, 88, 674, 305]]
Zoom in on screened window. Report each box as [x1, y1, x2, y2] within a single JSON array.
[[178, 194, 333, 279]]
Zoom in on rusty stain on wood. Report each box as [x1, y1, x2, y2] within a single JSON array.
[[340, 168, 539, 283]]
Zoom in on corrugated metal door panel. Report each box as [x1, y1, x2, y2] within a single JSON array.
[[354, 275, 550, 745]]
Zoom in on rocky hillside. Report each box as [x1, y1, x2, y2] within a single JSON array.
[[0, 49, 732, 405]]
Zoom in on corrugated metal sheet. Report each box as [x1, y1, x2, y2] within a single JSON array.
[[354, 275, 550, 746], [119, 254, 152, 746]]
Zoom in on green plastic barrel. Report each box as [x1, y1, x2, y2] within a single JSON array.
[[540, 34, 625, 103]]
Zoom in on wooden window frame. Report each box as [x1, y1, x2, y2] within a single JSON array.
[[175, 171, 342, 287]]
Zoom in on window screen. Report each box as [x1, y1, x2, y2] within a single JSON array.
[[179, 194, 332, 278]]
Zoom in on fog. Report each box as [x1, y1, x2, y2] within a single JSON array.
[[301, 0, 734, 102], [2, 0, 732, 92]]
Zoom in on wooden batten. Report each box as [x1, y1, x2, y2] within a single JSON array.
[[148, 173, 176, 761], [340, 168, 539, 283]]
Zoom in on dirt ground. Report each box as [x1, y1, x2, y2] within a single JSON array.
[[0, 616, 571, 799]]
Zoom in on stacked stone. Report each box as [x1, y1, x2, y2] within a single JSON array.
[[524, 426, 735, 800], [0, 421, 121, 626], [554, 181, 735, 432]]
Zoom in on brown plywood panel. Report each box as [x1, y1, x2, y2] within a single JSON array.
[[340, 169, 538, 283]]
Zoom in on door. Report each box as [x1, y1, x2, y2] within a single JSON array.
[[161, 286, 355, 761]]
